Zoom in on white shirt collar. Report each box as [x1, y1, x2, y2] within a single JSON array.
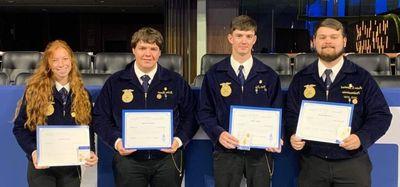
[[318, 56, 344, 82], [55, 81, 70, 92], [134, 61, 157, 85], [230, 55, 253, 79]]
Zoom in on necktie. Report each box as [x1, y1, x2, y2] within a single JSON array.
[[141, 75, 150, 93], [324, 69, 333, 89], [238, 65, 245, 87], [60, 87, 68, 104]]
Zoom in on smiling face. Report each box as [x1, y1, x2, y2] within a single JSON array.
[[314, 26, 347, 63], [49, 47, 72, 84], [228, 29, 257, 59], [132, 40, 161, 73]]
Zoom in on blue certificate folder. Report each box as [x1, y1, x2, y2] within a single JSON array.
[[297, 100, 354, 144], [228, 105, 282, 150], [122, 109, 173, 150], [36, 125, 90, 167]]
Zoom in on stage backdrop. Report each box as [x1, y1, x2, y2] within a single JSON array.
[[0, 86, 398, 187]]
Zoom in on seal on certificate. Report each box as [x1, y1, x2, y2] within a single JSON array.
[[336, 126, 351, 142], [122, 89, 134, 103], [45, 102, 54, 116], [220, 82, 232, 97], [303, 84, 316, 99]]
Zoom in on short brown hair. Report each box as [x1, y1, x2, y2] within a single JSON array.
[[230, 15, 257, 34], [314, 18, 346, 37], [131, 27, 164, 50]]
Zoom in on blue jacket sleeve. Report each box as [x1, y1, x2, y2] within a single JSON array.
[[284, 75, 302, 137], [86, 90, 96, 152], [13, 96, 36, 160], [354, 77, 392, 150], [92, 79, 121, 149], [174, 78, 198, 146], [197, 73, 226, 143]]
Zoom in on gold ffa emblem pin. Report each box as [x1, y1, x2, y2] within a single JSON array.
[[122, 89, 134, 103], [45, 102, 55, 116], [220, 82, 232, 97], [303, 84, 316, 99], [71, 112, 76, 118]]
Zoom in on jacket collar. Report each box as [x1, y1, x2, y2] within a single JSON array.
[[215, 56, 270, 84], [119, 61, 173, 92], [301, 58, 357, 88], [302, 58, 357, 75]]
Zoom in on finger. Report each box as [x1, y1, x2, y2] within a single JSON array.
[[292, 141, 305, 147], [226, 136, 239, 144], [161, 149, 176, 153], [220, 138, 235, 149], [119, 149, 135, 156], [222, 140, 236, 149], [291, 135, 302, 141]]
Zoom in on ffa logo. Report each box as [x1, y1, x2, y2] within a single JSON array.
[[220, 82, 232, 97], [122, 89, 134, 103], [303, 84, 316, 99]]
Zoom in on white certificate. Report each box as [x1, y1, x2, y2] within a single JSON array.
[[123, 110, 173, 150], [229, 105, 282, 150], [37, 125, 90, 167], [296, 100, 354, 144]]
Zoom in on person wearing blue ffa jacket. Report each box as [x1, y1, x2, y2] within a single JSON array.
[[197, 15, 283, 187], [286, 18, 392, 187], [13, 40, 98, 187], [93, 27, 197, 187]]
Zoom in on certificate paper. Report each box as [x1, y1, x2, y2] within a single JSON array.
[[296, 100, 354, 144], [229, 106, 282, 150], [37, 126, 90, 167], [123, 110, 173, 150]]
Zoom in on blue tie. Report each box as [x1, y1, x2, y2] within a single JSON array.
[[238, 65, 245, 87], [60, 87, 68, 104], [141, 75, 150, 93], [324, 69, 333, 89]]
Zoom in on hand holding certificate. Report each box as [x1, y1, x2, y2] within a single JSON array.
[[295, 100, 354, 144], [229, 106, 282, 150], [37, 125, 90, 167], [123, 110, 173, 150]]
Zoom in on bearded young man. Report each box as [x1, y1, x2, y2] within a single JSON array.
[[285, 18, 392, 187]]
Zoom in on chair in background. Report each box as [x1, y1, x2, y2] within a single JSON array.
[[81, 73, 111, 86], [346, 53, 392, 76], [158, 54, 183, 76], [94, 52, 134, 74], [200, 54, 228, 74], [14, 72, 33, 86], [1, 51, 41, 83], [192, 74, 204, 88], [279, 75, 293, 90], [254, 53, 291, 75], [373, 76, 400, 88], [293, 53, 317, 74], [74, 52, 92, 73], [0, 72, 8, 85]]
